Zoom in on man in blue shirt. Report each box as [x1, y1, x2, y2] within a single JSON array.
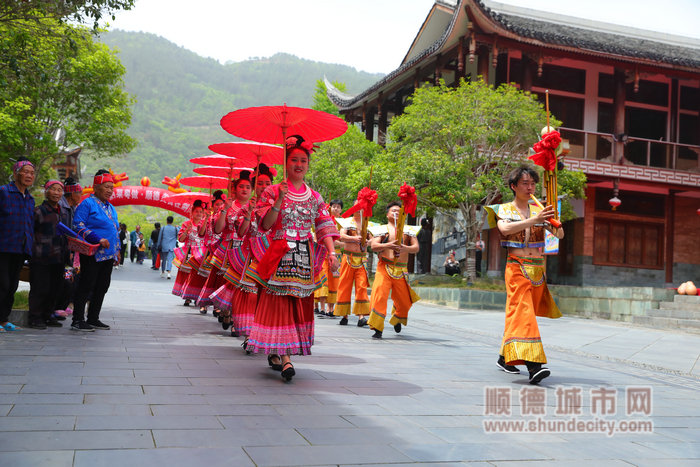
[[71, 169, 120, 332], [0, 157, 35, 331], [157, 216, 179, 280]]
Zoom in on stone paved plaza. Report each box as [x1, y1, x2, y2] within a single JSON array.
[[1, 263, 699, 466]]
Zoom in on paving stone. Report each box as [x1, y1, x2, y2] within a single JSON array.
[[0, 450, 74, 467], [74, 447, 255, 467]]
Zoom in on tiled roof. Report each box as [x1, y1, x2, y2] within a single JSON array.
[[479, 1, 700, 68], [327, 0, 700, 111]]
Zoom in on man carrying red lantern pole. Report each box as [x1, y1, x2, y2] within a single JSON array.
[[367, 184, 420, 339]]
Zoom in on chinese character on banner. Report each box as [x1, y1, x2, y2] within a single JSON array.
[[123, 189, 131, 199], [555, 386, 583, 415], [484, 387, 512, 416], [145, 190, 153, 201], [520, 387, 546, 416], [626, 387, 652, 416], [131, 189, 138, 199], [591, 387, 617, 416], [113, 190, 122, 199], [153, 190, 161, 201]]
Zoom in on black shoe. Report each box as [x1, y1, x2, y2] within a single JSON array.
[[339, 316, 348, 325], [71, 321, 95, 332], [357, 317, 368, 327], [267, 354, 283, 371], [281, 362, 295, 381], [213, 310, 220, 318], [52, 313, 66, 321], [183, 300, 191, 307], [241, 339, 251, 355], [325, 311, 336, 318], [529, 367, 551, 385], [199, 307, 207, 314], [45, 318, 63, 328], [314, 308, 321, 314], [87, 320, 110, 330], [222, 320, 231, 330], [394, 323, 402, 333], [28, 321, 47, 329], [372, 330, 383, 339], [497, 355, 520, 374], [230, 329, 239, 337]]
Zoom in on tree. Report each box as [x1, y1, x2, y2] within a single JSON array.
[[0, 20, 136, 181], [382, 78, 586, 282], [0, 1, 135, 30], [307, 80, 384, 212]]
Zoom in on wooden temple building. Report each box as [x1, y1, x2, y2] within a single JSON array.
[[326, 0, 700, 287], [50, 147, 82, 181]]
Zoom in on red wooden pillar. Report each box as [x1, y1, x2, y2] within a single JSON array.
[[613, 68, 627, 163]]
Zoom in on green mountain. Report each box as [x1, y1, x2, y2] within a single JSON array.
[[92, 30, 383, 183]]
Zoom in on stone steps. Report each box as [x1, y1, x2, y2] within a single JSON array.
[[630, 316, 700, 333], [631, 294, 700, 332]]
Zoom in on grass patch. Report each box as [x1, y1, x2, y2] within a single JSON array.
[[14, 290, 28, 309]]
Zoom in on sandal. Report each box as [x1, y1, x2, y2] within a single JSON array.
[[267, 354, 283, 371], [281, 361, 295, 382], [241, 339, 251, 355]]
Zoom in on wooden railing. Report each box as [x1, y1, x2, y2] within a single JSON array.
[[558, 127, 700, 172]]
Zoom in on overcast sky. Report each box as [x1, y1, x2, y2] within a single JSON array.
[[106, 0, 700, 74]]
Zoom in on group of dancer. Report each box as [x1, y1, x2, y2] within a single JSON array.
[[163, 134, 562, 385], [166, 135, 427, 381]]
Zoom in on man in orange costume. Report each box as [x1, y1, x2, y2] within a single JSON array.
[[367, 201, 420, 339], [483, 165, 564, 384], [333, 203, 371, 326]]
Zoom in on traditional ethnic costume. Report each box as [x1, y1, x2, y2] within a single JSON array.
[[209, 201, 245, 325], [196, 212, 224, 309], [172, 219, 205, 298], [367, 227, 420, 333], [245, 182, 338, 355], [483, 202, 561, 367], [333, 219, 370, 318]]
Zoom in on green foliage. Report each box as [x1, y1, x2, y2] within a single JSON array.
[[94, 31, 383, 185], [0, 20, 136, 183], [312, 79, 345, 116], [1, 1, 135, 30], [13, 290, 29, 309], [307, 124, 384, 215]]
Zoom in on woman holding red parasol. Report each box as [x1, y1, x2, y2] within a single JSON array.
[[194, 190, 226, 314], [208, 171, 253, 335], [245, 135, 340, 381], [172, 200, 207, 303]]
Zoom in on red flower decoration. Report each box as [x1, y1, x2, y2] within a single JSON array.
[[528, 131, 561, 171], [398, 183, 417, 216], [342, 187, 378, 218]]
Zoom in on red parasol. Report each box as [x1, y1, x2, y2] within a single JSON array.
[[208, 141, 284, 166], [219, 104, 348, 179], [163, 192, 211, 203], [179, 176, 230, 191], [189, 155, 242, 168], [194, 166, 253, 179]]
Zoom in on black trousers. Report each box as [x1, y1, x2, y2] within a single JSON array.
[[130, 245, 138, 262], [72, 254, 113, 323], [0, 252, 25, 323], [28, 263, 64, 323]]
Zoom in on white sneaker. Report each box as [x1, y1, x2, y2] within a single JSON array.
[[160, 272, 164, 278], [167, 272, 171, 279]]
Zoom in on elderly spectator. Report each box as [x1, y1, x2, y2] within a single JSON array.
[[157, 216, 178, 279], [0, 157, 35, 332], [71, 169, 120, 332], [55, 177, 83, 319], [28, 180, 67, 329]]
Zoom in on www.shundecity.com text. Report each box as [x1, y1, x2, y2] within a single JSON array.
[[483, 417, 653, 436]]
